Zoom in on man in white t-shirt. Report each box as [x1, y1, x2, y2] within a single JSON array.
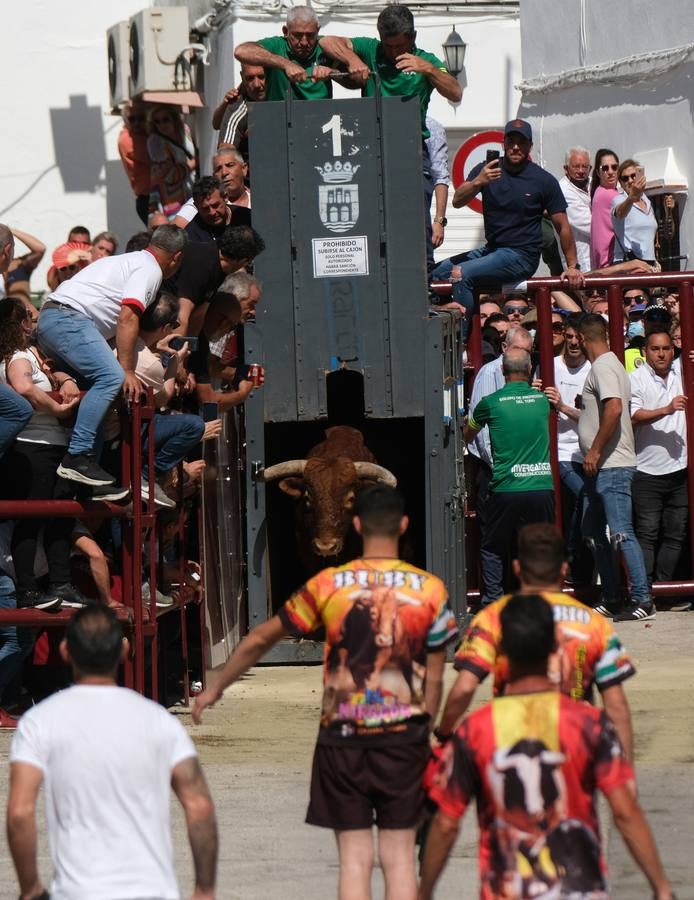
[[7, 604, 217, 900], [37, 225, 186, 489], [544, 314, 591, 581], [630, 329, 688, 597]]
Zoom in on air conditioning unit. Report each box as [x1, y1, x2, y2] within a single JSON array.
[[128, 7, 190, 97], [107, 21, 130, 107]]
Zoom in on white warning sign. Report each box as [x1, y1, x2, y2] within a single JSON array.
[[312, 236, 369, 278]]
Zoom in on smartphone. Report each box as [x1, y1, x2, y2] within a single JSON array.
[[170, 336, 199, 352], [635, 166, 645, 180], [202, 402, 219, 423], [486, 149, 500, 164]]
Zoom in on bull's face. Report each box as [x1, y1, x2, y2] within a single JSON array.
[[280, 458, 359, 557]]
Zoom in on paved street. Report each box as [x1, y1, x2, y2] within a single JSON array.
[[0, 611, 691, 898]]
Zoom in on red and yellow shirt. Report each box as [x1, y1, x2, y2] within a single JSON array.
[[279, 557, 458, 746], [428, 692, 634, 898], [455, 592, 635, 700]]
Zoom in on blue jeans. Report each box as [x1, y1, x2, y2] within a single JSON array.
[[431, 246, 538, 319], [0, 385, 32, 460], [37, 308, 125, 455], [144, 413, 205, 477], [582, 466, 650, 603], [0, 572, 33, 704], [559, 461, 589, 582]]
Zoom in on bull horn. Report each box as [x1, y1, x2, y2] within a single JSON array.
[[259, 460, 307, 481], [354, 462, 397, 487]]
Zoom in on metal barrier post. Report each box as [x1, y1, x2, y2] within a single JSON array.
[[534, 286, 562, 527], [677, 280, 694, 574], [607, 283, 625, 363]]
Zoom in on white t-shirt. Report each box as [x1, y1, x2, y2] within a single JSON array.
[[0, 350, 70, 446], [46, 250, 162, 340], [630, 361, 687, 474], [10, 684, 196, 900], [559, 176, 591, 273], [554, 355, 591, 463]]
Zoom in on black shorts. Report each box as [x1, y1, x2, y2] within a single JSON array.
[[306, 741, 430, 831]]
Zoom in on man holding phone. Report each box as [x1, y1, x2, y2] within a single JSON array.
[[431, 119, 583, 323]]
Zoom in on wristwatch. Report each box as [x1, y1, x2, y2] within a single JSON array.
[[433, 216, 448, 226]]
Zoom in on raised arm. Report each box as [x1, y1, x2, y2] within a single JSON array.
[[10, 228, 46, 273], [115, 305, 143, 402]]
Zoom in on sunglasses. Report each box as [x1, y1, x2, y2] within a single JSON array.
[[620, 173, 637, 182], [504, 305, 530, 315], [600, 163, 618, 173], [58, 264, 79, 273], [551, 322, 565, 333], [624, 295, 647, 305]]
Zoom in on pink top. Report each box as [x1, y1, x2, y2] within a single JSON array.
[[590, 185, 619, 269]]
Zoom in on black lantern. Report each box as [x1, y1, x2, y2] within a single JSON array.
[[442, 25, 467, 77]]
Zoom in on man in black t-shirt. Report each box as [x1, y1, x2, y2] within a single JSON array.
[[431, 119, 582, 320], [184, 177, 252, 244], [164, 224, 264, 335]]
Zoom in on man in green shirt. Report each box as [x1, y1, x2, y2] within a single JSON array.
[[319, 4, 462, 139], [235, 6, 354, 101], [464, 347, 555, 605]]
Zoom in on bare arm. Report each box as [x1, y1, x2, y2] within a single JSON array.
[[171, 756, 217, 899], [192, 615, 289, 723], [418, 811, 461, 900], [600, 684, 634, 763], [431, 183, 449, 248], [6, 359, 78, 419], [550, 289, 582, 312], [115, 305, 142, 402], [452, 159, 500, 209], [544, 385, 581, 422], [437, 668, 481, 735], [7, 762, 46, 900], [318, 36, 370, 85], [196, 379, 254, 412], [424, 649, 446, 726], [607, 784, 673, 899], [235, 42, 308, 84], [613, 176, 647, 219], [588, 258, 654, 277], [10, 228, 46, 273], [632, 395, 686, 425]]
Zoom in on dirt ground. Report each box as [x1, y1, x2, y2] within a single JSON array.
[[0, 611, 691, 899]]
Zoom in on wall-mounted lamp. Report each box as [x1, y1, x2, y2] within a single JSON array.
[[442, 25, 467, 77]]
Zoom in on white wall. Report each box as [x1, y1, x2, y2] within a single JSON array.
[[0, 0, 149, 292], [518, 0, 694, 263]]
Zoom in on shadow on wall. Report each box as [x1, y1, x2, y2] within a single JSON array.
[[104, 159, 144, 250], [49, 95, 106, 193]]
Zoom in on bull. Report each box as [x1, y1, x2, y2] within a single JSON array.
[[260, 425, 396, 563]]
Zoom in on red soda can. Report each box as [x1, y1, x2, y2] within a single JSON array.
[[247, 363, 265, 387]]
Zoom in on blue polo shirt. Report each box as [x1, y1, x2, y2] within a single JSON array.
[[468, 158, 567, 258]]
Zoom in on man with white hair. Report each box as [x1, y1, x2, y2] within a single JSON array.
[[235, 6, 345, 101], [559, 146, 592, 273]]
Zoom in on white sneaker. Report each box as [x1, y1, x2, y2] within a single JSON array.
[[141, 582, 175, 607], [141, 480, 176, 509]]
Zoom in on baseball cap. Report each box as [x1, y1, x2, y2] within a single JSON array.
[[504, 119, 532, 142]]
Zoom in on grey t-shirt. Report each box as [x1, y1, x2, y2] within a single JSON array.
[[578, 351, 636, 468]]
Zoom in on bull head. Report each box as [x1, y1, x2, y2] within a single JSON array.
[[260, 459, 397, 557]]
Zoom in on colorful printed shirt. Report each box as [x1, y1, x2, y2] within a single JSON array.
[[258, 37, 333, 101], [350, 38, 449, 138], [469, 382, 552, 493], [455, 592, 635, 700], [428, 692, 634, 899], [279, 557, 458, 746]]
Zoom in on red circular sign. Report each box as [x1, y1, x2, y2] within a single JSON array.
[[451, 129, 504, 215]]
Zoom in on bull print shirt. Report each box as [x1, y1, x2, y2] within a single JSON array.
[[427, 692, 634, 899], [279, 557, 458, 747]]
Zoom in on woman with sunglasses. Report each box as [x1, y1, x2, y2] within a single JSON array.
[[611, 159, 657, 266], [147, 105, 197, 219], [589, 148, 619, 269]]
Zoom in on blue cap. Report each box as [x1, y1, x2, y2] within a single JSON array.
[[504, 119, 532, 142]]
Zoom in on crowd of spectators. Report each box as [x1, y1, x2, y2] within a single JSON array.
[[0, 1, 690, 733]]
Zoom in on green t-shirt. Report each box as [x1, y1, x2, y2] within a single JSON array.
[[350, 37, 448, 138], [258, 36, 333, 101], [470, 382, 552, 493]]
